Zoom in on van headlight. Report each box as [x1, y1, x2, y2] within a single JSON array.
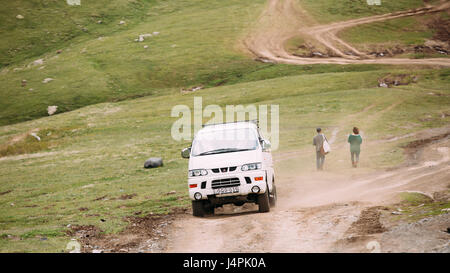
[[241, 163, 262, 171], [189, 169, 208, 177]]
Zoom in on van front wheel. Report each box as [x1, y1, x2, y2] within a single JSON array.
[[192, 200, 205, 217], [257, 190, 270, 213], [269, 184, 277, 208]]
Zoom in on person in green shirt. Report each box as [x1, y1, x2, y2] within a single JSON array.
[[347, 127, 362, 168]]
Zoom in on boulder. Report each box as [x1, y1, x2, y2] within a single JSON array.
[[42, 78, 53, 84], [67, 0, 81, 6], [33, 59, 44, 66], [137, 34, 152, 42], [47, 105, 58, 116], [30, 133, 41, 141], [144, 157, 163, 169], [312, 52, 324, 57], [181, 85, 203, 94]]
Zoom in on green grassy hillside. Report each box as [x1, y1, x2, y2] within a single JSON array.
[[337, 11, 450, 59], [299, 0, 429, 24], [1, 0, 444, 127], [0, 0, 449, 252], [1, 0, 273, 126], [0, 0, 157, 68], [0, 0, 386, 127], [0, 67, 449, 252]]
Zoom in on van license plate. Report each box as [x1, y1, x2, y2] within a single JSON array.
[[214, 186, 239, 195]]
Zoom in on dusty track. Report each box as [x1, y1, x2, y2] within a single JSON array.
[[81, 2, 450, 253], [244, 0, 450, 66], [85, 131, 449, 253], [163, 131, 450, 253], [161, 2, 450, 253], [82, 106, 450, 254]]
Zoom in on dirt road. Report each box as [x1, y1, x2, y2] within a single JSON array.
[[83, 129, 449, 253], [158, 1, 450, 253], [244, 0, 450, 66], [79, 115, 450, 254], [79, 1, 450, 253], [163, 128, 450, 253]]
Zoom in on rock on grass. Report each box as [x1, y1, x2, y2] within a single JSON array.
[[42, 78, 53, 84], [47, 106, 58, 116], [144, 157, 163, 169]]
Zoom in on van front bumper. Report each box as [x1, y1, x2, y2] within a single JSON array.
[[187, 170, 267, 200]]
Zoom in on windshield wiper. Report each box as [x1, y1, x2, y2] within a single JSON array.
[[197, 148, 253, 156]]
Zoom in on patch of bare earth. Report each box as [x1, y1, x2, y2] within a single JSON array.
[[346, 207, 389, 236], [381, 214, 450, 253], [0, 190, 12, 196], [68, 208, 187, 253], [377, 73, 418, 87], [402, 132, 450, 166], [368, 13, 450, 58], [332, 206, 389, 252]]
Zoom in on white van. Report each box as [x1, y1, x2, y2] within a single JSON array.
[[181, 120, 277, 217]]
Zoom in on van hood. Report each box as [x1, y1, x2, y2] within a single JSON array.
[[189, 149, 261, 170]]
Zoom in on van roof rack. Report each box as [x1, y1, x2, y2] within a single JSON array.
[[202, 119, 259, 128]]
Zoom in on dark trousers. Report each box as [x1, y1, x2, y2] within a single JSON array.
[[316, 151, 325, 170], [351, 151, 360, 162]]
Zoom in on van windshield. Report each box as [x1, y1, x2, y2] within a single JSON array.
[[191, 128, 259, 156]]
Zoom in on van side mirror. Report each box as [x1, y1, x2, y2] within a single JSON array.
[[181, 147, 191, 159], [261, 140, 271, 152]]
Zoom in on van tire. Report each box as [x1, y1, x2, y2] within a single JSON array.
[[257, 189, 270, 213], [192, 200, 205, 217], [269, 184, 277, 208], [204, 203, 215, 215]]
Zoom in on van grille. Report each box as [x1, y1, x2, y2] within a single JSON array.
[[211, 166, 237, 173], [211, 178, 240, 189]]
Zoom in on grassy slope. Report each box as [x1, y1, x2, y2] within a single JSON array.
[[0, 0, 387, 126], [338, 16, 433, 45], [0, 0, 156, 68], [337, 12, 449, 58], [284, 0, 447, 58], [0, 0, 269, 126], [0, 67, 449, 252], [299, 0, 428, 24], [389, 192, 450, 223], [0, 0, 449, 252]]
